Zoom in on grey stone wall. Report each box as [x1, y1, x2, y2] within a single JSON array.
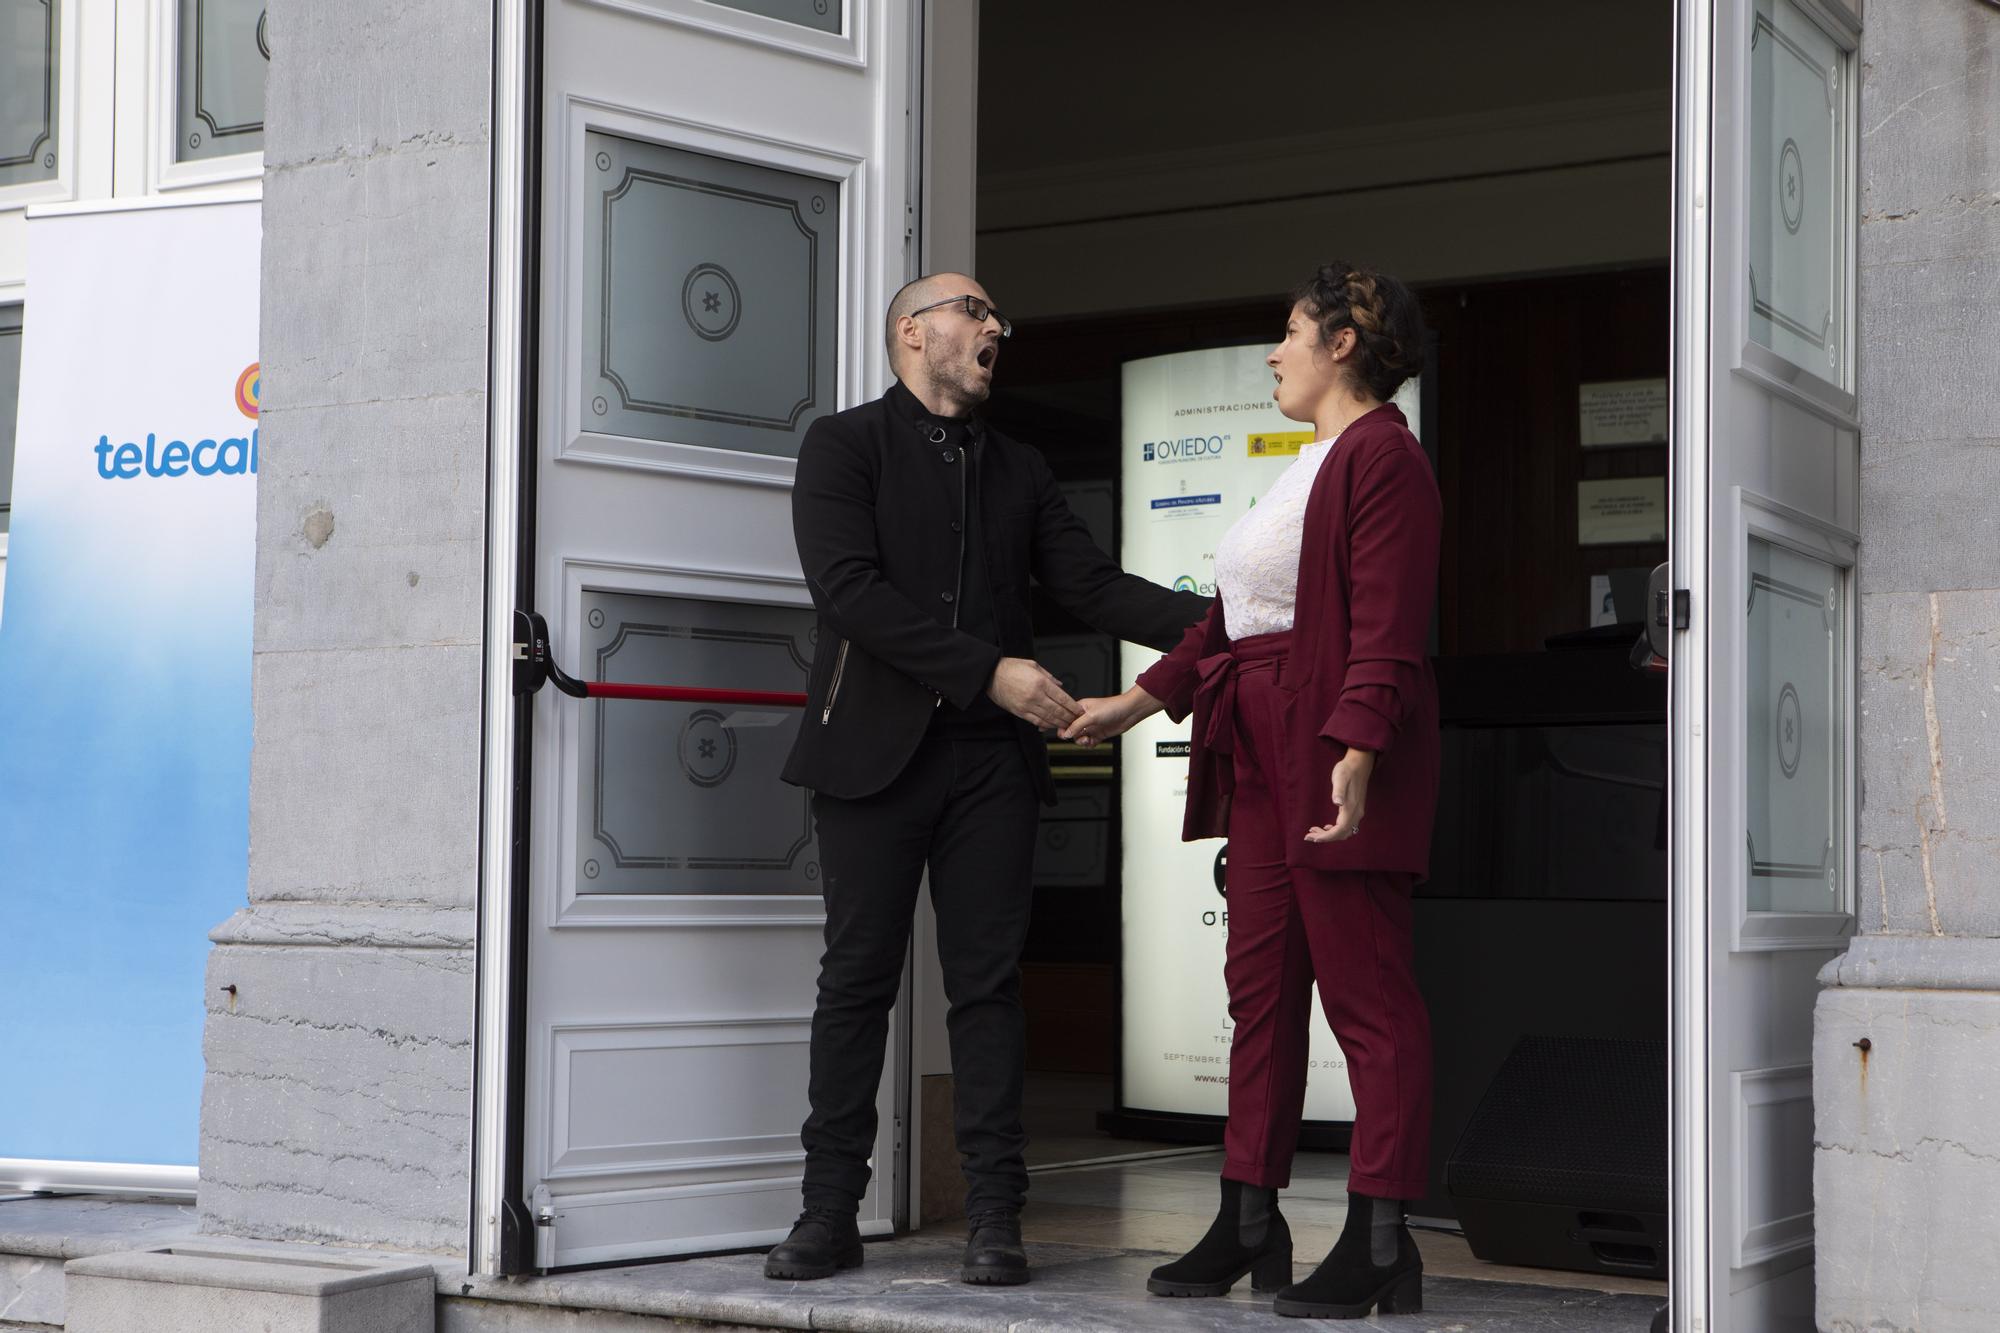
[[198, 0, 493, 1253], [1816, 1, 2000, 1329]]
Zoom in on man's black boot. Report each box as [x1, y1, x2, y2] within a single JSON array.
[[1147, 1176, 1294, 1297], [1273, 1192, 1422, 1319], [960, 1209, 1030, 1285], [763, 1208, 863, 1281]]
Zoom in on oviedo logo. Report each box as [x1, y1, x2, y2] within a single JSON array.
[[1172, 574, 1217, 596], [93, 364, 261, 480], [1141, 434, 1230, 463]]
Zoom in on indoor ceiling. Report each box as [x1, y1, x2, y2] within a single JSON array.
[[977, 0, 1673, 176]]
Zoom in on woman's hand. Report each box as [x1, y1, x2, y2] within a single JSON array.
[[1060, 686, 1163, 747], [1305, 747, 1375, 843]]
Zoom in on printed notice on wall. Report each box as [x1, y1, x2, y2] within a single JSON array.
[[1578, 378, 1669, 447], [1578, 477, 1667, 546]]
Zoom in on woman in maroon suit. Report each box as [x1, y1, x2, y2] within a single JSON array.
[[1065, 263, 1439, 1320]]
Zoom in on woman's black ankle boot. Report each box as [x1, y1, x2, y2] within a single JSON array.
[[1273, 1192, 1422, 1319], [1147, 1176, 1294, 1297]]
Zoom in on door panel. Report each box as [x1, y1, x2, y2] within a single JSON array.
[[579, 133, 842, 456], [524, 0, 920, 1266], [1672, 0, 1859, 1328]]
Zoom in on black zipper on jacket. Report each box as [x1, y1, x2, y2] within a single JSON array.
[[820, 638, 851, 726], [953, 438, 967, 630]]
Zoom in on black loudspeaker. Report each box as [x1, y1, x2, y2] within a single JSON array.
[[1446, 1035, 1669, 1280]]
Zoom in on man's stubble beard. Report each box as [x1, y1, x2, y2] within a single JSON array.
[[921, 341, 990, 413]]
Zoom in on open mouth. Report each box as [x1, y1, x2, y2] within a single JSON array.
[[976, 344, 997, 371]]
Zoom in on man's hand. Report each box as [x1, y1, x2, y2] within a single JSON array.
[[1060, 686, 1163, 747], [1305, 747, 1376, 843], [987, 657, 1083, 731]]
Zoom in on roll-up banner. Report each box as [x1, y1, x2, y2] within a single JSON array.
[[1118, 345, 1419, 1124], [0, 197, 261, 1185]]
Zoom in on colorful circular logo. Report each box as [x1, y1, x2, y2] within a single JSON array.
[[235, 363, 261, 419]]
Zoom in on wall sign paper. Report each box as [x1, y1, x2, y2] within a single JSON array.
[[1578, 378, 1669, 448], [1578, 476, 1668, 546]]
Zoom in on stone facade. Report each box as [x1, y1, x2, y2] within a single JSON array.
[[1814, 1, 2000, 1329], [197, 0, 494, 1253]]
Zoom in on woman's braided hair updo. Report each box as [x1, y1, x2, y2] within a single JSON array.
[[1292, 262, 1427, 402]]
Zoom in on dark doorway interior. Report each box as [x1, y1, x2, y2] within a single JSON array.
[[993, 268, 1670, 1224]]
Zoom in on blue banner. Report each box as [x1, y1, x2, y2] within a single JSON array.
[[0, 198, 261, 1172]]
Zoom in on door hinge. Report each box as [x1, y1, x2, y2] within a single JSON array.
[[496, 1195, 536, 1276], [531, 1185, 558, 1273]]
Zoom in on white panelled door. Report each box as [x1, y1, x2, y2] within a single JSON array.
[[1670, 0, 1860, 1328], [524, 0, 924, 1267]]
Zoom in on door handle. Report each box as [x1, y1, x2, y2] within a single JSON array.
[[1644, 564, 1688, 661], [1632, 563, 1687, 674], [1647, 564, 1672, 662], [510, 609, 808, 707]]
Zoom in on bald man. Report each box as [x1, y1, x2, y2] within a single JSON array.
[[769, 275, 1207, 1285]]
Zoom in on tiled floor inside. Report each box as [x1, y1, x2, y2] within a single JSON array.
[[993, 1145, 1669, 1303], [1014, 1072, 1668, 1299]]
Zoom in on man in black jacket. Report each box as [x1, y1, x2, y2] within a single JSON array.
[[765, 274, 1206, 1286]]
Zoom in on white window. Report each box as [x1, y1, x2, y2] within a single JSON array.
[[1, 0, 61, 190], [174, 0, 267, 164]]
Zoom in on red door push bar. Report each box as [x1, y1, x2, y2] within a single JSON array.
[[511, 610, 808, 708], [582, 681, 808, 706]]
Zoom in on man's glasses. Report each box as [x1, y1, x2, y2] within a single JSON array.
[[909, 295, 1013, 339]]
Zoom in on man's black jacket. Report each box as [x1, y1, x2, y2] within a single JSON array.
[[781, 380, 1209, 803]]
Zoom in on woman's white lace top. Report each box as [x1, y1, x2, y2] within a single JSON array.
[[1212, 437, 1338, 639]]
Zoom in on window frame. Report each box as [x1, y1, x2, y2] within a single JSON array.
[[148, 0, 266, 193], [0, 0, 84, 214]]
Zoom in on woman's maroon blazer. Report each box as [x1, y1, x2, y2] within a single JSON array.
[[1135, 402, 1442, 878]]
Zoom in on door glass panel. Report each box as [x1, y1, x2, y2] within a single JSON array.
[[1748, 0, 1848, 386], [575, 590, 819, 895], [1746, 538, 1844, 914], [582, 131, 840, 459], [0, 306, 21, 535], [177, 0, 268, 161], [703, 0, 842, 35], [1, 0, 59, 188]]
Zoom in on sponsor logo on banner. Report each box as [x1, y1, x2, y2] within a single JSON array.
[[1155, 741, 1192, 758], [1247, 431, 1314, 457], [1141, 433, 1230, 464], [1171, 574, 1216, 596], [1150, 493, 1221, 520], [235, 362, 261, 418], [93, 371, 261, 479]]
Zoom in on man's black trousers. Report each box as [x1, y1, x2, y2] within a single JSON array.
[[801, 734, 1040, 1218]]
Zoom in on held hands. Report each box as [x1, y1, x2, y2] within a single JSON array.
[[1059, 686, 1164, 747], [987, 657, 1084, 731], [1305, 747, 1375, 843]]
